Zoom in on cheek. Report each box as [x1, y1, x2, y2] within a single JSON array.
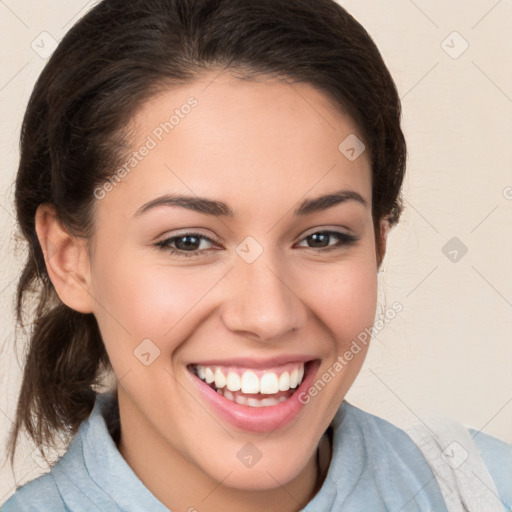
[[300, 257, 378, 347], [90, 247, 223, 354]]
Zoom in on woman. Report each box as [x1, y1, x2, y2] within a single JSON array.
[[3, 0, 511, 510]]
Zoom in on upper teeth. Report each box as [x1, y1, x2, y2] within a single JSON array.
[[195, 364, 305, 394]]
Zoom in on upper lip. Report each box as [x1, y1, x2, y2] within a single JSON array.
[[187, 354, 317, 369]]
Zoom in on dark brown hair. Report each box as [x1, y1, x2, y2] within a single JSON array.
[[6, 0, 406, 470]]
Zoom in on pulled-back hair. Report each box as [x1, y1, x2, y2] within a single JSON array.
[[6, 0, 406, 470]]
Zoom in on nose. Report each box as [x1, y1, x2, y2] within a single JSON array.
[[220, 249, 308, 342]]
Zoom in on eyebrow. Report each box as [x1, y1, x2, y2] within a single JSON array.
[[133, 189, 367, 218]]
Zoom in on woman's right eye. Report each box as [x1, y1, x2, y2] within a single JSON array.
[[155, 233, 217, 258]]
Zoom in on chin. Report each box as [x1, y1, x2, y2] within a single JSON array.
[[199, 447, 314, 492]]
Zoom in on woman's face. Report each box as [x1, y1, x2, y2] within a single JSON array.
[[86, 71, 382, 500]]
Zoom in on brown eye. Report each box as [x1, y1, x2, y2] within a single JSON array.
[[155, 233, 216, 257], [297, 231, 359, 251]]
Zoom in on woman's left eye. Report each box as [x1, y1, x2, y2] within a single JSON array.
[[296, 231, 359, 251], [155, 230, 359, 258]]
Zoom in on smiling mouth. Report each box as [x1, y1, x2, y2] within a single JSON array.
[[188, 361, 312, 407]]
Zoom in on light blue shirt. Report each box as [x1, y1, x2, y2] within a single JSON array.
[[2, 391, 512, 511]]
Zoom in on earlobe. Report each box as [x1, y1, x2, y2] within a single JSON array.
[[34, 204, 94, 314]]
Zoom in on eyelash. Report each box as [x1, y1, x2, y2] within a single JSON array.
[[154, 230, 359, 258]]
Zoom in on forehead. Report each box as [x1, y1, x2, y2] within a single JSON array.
[[99, 71, 372, 220]]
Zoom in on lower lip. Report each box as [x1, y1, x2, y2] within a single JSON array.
[[187, 360, 321, 433]]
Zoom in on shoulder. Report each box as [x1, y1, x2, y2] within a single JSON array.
[[335, 402, 512, 509], [468, 426, 512, 504], [324, 401, 450, 509], [1, 391, 126, 512], [1, 471, 66, 511], [337, 402, 450, 488], [403, 410, 512, 510], [1, 392, 116, 512]]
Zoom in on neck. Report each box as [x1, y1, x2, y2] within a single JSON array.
[[313, 427, 333, 496]]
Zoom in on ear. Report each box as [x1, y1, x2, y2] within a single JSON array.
[[35, 203, 94, 313], [376, 217, 391, 270]]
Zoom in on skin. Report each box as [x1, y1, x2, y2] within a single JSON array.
[[35, 71, 389, 511]]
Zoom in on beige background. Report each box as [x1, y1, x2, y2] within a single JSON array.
[[1, 0, 511, 503]]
